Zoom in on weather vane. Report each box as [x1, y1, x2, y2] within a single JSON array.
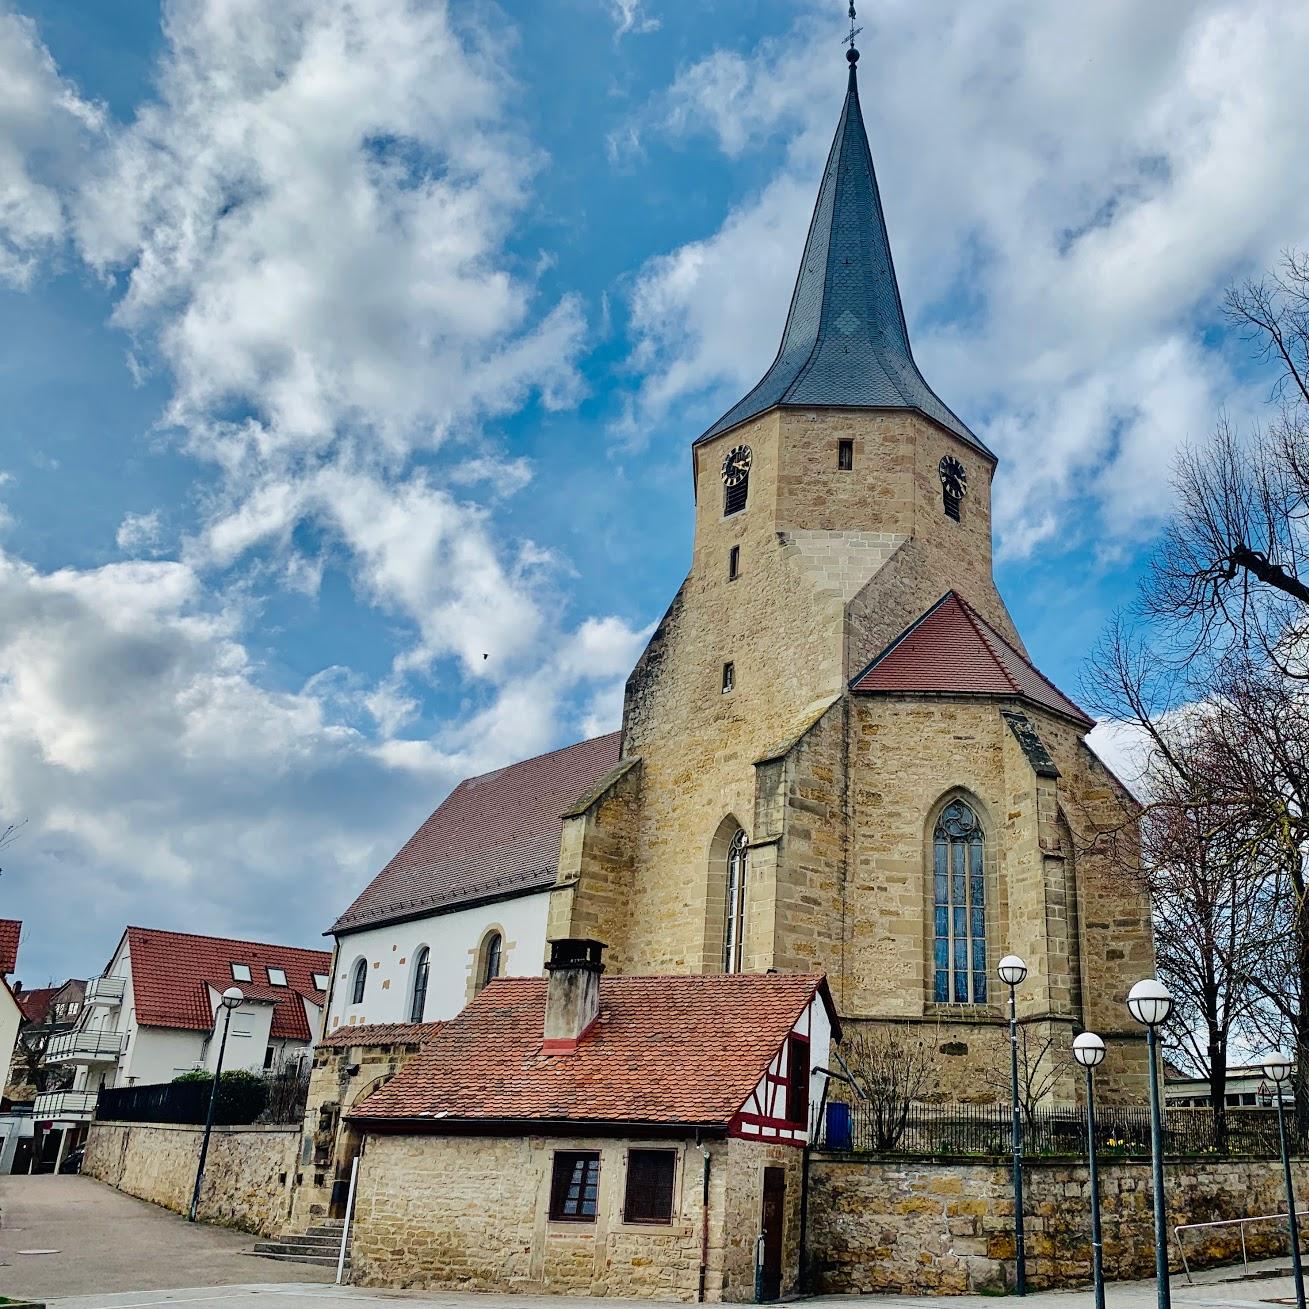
[[845, 2, 862, 59]]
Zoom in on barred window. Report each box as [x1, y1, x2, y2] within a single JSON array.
[[550, 1151, 601, 1222], [624, 1149, 675, 1224], [932, 800, 987, 1004]]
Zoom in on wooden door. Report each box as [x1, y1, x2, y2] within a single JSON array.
[[760, 1166, 786, 1301]]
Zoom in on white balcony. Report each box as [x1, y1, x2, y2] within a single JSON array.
[[46, 1029, 125, 1065], [33, 1089, 98, 1121], [84, 975, 126, 1007]]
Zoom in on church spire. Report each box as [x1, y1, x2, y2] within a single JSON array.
[[697, 18, 986, 453]]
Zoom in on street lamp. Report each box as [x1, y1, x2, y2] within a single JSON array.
[[1073, 1031, 1108, 1309], [1127, 978, 1174, 1309], [1265, 1056, 1305, 1309], [998, 954, 1029, 1296], [188, 985, 243, 1223]]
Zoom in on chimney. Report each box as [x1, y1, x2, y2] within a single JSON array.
[[542, 938, 606, 1054]]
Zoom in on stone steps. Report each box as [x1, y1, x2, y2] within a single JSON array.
[[249, 1219, 350, 1269]]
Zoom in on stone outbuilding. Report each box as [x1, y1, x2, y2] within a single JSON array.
[[344, 941, 839, 1302]]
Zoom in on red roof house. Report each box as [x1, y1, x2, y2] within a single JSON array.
[[342, 943, 838, 1302], [0, 919, 20, 976]]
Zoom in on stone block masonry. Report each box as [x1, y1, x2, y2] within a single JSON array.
[[806, 1153, 1309, 1294], [83, 1119, 298, 1236]]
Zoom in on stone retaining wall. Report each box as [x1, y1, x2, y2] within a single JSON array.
[[83, 1119, 298, 1236], [807, 1152, 1309, 1294]]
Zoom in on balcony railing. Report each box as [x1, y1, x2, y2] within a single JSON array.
[[84, 975, 126, 1006], [33, 1089, 99, 1121], [46, 1029, 125, 1064]]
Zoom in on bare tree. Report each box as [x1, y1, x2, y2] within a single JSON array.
[[983, 1026, 1068, 1126], [842, 1025, 940, 1151]]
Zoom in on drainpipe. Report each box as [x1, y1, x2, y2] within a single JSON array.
[[697, 1133, 711, 1302]]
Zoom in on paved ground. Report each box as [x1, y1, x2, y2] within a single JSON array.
[[0, 1174, 332, 1301], [4, 1174, 1304, 1309], [28, 1261, 1309, 1309]]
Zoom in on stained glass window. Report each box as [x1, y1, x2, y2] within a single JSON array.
[[932, 800, 987, 1004], [723, 829, 748, 973]]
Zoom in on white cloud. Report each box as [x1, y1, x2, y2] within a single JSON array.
[[115, 510, 164, 556], [610, 1, 659, 40], [626, 0, 1309, 555], [0, 7, 101, 286]]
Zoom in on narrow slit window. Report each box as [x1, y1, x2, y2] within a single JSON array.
[[728, 545, 740, 581], [721, 662, 734, 694], [838, 439, 854, 471], [723, 829, 748, 972], [351, 958, 368, 1005]]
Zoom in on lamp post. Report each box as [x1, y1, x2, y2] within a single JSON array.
[[1073, 1031, 1108, 1309], [1127, 978, 1174, 1309], [998, 954, 1029, 1296], [188, 985, 243, 1223], [1265, 1056, 1305, 1309]]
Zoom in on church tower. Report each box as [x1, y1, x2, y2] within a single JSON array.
[[549, 36, 1151, 1100]]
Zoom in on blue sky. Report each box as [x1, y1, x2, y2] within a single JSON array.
[[1, 0, 1307, 984]]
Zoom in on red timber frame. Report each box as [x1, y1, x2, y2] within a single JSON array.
[[727, 1002, 813, 1147]]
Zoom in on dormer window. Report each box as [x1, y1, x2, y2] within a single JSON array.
[[266, 967, 287, 987], [313, 973, 329, 991], [230, 963, 252, 982]]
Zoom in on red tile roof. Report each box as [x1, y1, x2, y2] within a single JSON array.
[[850, 591, 1093, 727], [124, 926, 332, 1043], [0, 919, 19, 975], [16, 985, 57, 1023], [319, 1021, 444, 1049], [331, 732, 623, 934], [350, 972, 835, 1128]]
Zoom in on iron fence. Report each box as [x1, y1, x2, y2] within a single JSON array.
[[823, 1101, 1288, 1158], [96, 1068, 309, 1127]]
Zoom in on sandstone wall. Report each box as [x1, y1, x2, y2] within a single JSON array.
[[83, 1120, 297, 1236], [350, 1132, 804, 1302], [807, 1153, 1309, 1294]]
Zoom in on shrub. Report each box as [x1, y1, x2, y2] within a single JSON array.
[[167, 1067, 270, 1123]]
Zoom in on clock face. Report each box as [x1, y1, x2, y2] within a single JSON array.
[[721, 445, 752, 487], [938, 455, 967, 499]]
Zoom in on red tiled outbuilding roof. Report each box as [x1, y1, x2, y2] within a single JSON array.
[[350, 972, 836, 1129], [0, 919, 19, 975], [124, 926, 332, 1042], [331, 732, 623, 934], [319, 1021, 444, 1049], [850, 591, 1093, 728]]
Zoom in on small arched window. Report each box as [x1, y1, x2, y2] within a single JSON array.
[[409, 946, 430, 1023], [932, 800, 987, 1005], [479, 932, 503, 992], [351, 958, 368, 1006], [723, 829, 749, 973]]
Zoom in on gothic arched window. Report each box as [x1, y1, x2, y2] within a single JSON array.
[[478, 931, 503, 992], [723, 829, 749, 973], [932, 800, 987, 1005], [351, 957, 368, 1006], [409, 946, 430, 1023]]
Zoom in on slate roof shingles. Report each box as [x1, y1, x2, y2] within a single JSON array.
[[350, 972, 831, 1128], [126, 926, 332, 1042], [331, 732, 623, 934], [850, 591, 1093, 728]]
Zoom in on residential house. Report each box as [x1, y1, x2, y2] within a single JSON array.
[[341, 940, 837, 1302], [8, 978, 87, 1099], [325, 734, 621, 1033], [35, 926, 332, 1158], [0, 919, 28, 1172]]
